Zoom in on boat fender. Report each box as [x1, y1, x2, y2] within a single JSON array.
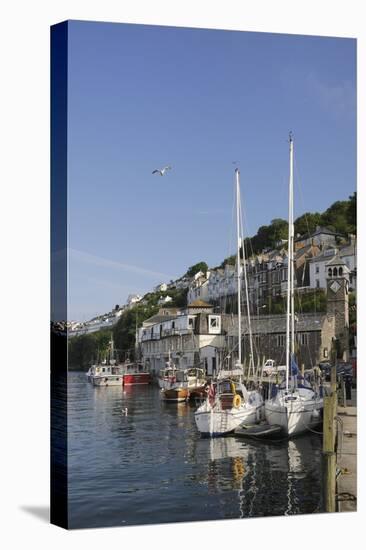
[[233, 394, 241, 408]]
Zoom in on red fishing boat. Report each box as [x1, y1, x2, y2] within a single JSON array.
[[122, 362, 151, 386]]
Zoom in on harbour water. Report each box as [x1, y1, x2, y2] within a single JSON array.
[[68, 371, 324, 529]]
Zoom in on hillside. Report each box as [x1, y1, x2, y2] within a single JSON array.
[[68, 192, 356, 370]]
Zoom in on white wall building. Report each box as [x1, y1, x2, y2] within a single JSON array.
[[309, 240, 356, 291], [137, 309, 230, 377], [127, 294, 143, 307], [154, 283, 168, 292]]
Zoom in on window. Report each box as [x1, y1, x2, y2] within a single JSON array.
[[188, 317, 194, 328], [277, 334, 285, 347], [210, 317, 218, 328], [316, 279, 320, 288], [171, 321, 175, 329], [328, 268, 332, 277], [299, 333, 309, 346], [339, 267, 343, 276], [208, 315, 221, 334], [333, 267, 338, 277], [316, 266, 319, 274]]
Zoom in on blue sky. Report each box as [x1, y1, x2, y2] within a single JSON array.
[[67, 21, 356, 320]]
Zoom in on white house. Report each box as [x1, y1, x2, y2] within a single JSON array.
[[158, 295, 173, 305], [154, 282, 168, 292], [295, 226, 344, 249], [309, 238, 356, 291], [137, 307, 232, 376], [126, 294, 143, 306], [309, 247, 338, 289]]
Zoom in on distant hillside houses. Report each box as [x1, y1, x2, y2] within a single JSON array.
[[68, 306, 125, 338], [295, 225, 345, 249], [127, 294, 143, 307], [187, 233, 356, 312]]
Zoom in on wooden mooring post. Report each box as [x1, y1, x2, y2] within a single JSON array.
[[323, 364, 338, 512]]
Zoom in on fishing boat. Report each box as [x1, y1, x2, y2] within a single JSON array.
[[90, 336, 124, 387], [158, 353, 178, 389], [186, 366, 207, 399], [264, 134, 323, 436], [122, 361, 151, 386], [161, 369, 190, 402], [195, 169, 264, 436], [91, 364, 125, 386]]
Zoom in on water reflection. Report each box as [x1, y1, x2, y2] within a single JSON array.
[[67, 372, 323, 528]]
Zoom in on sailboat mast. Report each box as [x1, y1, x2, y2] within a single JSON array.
[[290, 137, 295, 358], [286, 133, 294, 392], [110, 333, 114, 362], [235, 168, 242, 366]]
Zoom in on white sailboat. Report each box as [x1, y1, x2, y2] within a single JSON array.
[[195, 169, 264, 437], [264, 134, 323, 436]]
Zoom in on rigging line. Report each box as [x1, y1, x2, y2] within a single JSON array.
[[293, 155, 314, 241], [238, 180, 262, 368], [239, 197, 257, 379], [293, 154, 318, 308]]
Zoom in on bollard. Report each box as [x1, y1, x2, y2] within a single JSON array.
[[323, 364, 337, 512]]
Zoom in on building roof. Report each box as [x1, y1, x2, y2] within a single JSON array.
[[228, 313, 330, 335], [308, 246, 338, 263], [294, 243, 319, 260], [187, 299, 213, 308], [339, 241, 357, 258], [295, 225, 343, 242], [142, 314, 177, 326], [325, 253, 348, 268]]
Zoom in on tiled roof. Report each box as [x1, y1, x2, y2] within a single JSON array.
[[187, 299, 213, 308], [142, 314, 177, 326], [228, 313, 329, 335], [326, 254, 348, 267]]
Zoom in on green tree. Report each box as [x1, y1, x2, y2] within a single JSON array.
[[68, 330, 112, 370], [186, 262, 208, 277], [346, 192, 356, 233], [294, 212, 322, 237], [269, 218, 288, 247], [320, 200, 350, 234]]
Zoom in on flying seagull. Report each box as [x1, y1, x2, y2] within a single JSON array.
[[152, 165, 172, 176]]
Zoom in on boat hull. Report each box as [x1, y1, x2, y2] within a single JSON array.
[[123, 372, 151, 386], [265, 389, 323, 436], [195, 400, 263, 437], [161, 387, 189, 402], [92, 376, 123, 387]]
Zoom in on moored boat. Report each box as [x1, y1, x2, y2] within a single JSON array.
[[161, 369, 189, 402], [158, 355, 178, 389], [122, 362, 151, 385], [264, 134, 323, 436], [195, 376, 263, 436], [91, 365, 124, 386], [195, 169, 264, 437], [89, 336, 124, 387], [186, 366, 207, 400]]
